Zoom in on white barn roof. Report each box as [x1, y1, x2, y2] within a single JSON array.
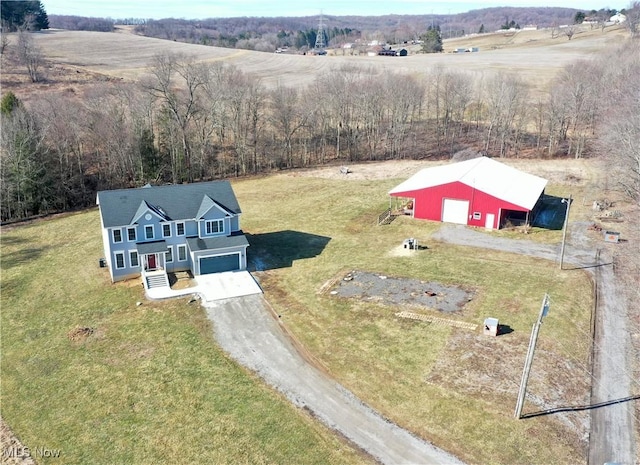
[[389, 157, 548, 210]]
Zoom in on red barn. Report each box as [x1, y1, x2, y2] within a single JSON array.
[[389, 157, 548, 229]]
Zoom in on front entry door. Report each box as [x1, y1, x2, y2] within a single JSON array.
[[147, 254, 156, 270]]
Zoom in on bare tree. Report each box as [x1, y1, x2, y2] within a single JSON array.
[[625, 1, 640, 37], [270, 84, 308, 168], [0, 31, 9, 55], [220, 67, 265, 176], [34, 95, 90, 209], [0, 105, 51, 219], [16, 29, 44, 82], [323, 65, 366, 162], [383, 72, 424, 158], [357, 75, 385, 160], [597, 44, 640, 202], [142, 52, 208, 183], [482, 74, 529, 157], [564, 26, 575, 40], [554, 61, 604, 158], [433, 68, 472, 151]]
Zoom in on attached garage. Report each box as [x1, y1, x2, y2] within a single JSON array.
[[199, 253, 241, 274], [389, 157, 548, 230], [187, 235, 249, 276]]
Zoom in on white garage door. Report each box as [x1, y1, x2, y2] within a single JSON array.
[[442, 199, 469, 225]]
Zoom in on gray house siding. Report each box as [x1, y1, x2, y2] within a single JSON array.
[[97, 180, 247, 283]]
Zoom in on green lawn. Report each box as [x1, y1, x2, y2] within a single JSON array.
[[1, 171, 594, 465], [235, 173, 593, 465], [0, 211, 370, 465]]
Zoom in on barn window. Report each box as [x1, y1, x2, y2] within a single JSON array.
[[473, 212, 482, 220]]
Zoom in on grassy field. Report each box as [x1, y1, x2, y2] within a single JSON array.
[[234, 170, 594, 464], [1, 22, 613, 460], [235, 168, 592, 464], [0, 212, 371, 465], [1, 157, 601, 464], [16, 24, 628, 95]]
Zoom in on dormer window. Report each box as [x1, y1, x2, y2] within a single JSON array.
[[205, 219, 224, 235]]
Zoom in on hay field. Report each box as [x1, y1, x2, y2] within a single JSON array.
[[29, 24, 629, 94]]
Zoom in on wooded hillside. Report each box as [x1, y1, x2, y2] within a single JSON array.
[[1, 20, 639, 223], [46, 7, 587, 50]]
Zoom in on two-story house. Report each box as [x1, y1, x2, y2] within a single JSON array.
[[96, 181, 248, 288]]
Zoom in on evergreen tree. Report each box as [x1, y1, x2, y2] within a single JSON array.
[[420, 26, 443, 53], [478, 24, 485, 34], [0, 1, 49, 31], [1, 91, 21, 115]]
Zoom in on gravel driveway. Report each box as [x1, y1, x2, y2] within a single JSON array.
[[204, 294, 465, 465], [433, 224, 636, 465], [201, 221, 635, 465]]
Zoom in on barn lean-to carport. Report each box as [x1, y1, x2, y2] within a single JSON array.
[[388, 157, 548, 230]]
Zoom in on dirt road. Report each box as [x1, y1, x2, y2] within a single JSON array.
[[432, 223, 637, 465], [204, 294, 465, 465]]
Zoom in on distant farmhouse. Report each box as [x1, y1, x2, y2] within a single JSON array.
[[97, 181, 248, 286]]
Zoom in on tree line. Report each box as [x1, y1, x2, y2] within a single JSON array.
[[1, 39, 639, 222], [44, 7, 582, 53]]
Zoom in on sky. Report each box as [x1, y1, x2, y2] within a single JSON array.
[[41, 1, 625, 19]]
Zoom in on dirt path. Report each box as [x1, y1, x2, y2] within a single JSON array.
[[432, 223, 637, 465], [203, 294, 465, 465]]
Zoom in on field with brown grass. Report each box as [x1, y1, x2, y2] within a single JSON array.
[[6, 23, 628, 96], [2, 24, 638, 465]]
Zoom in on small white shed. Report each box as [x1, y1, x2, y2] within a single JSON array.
[[483, 318, 499, 336]]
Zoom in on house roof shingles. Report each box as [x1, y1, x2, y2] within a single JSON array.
[[389, 157, 548, 210], [136, 240, 168, 254], [97, 181, 242, 228], [186, 235, 249, 252]]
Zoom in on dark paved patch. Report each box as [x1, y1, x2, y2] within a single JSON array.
[[330, 270, 473, 313]]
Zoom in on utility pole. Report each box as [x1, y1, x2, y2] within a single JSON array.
[[559, 195, 572, 270], [514, 293, 550, 419]]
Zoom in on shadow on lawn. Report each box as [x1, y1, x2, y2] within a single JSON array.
[[246, 230, 331, 271], [1, 247, 45, 269], [521, 394, 640, 419], [498, 324, 514, 335]]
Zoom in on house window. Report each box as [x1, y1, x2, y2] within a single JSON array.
[[162, 223, 171, 238], [145, 225, 154, 240], [127, 227, 136, 241], [205, 219, 224, 235], [129, 250, 139, 268], [177, 244, 187, 262], [473, 212, 482, 220], [112, 229, 122, 243], [166, 246, 173, 263], [114, 251, 125, 269], [176, 222, 185, 236]]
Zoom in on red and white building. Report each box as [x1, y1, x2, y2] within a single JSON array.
[[389, 157, 548, 229]]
